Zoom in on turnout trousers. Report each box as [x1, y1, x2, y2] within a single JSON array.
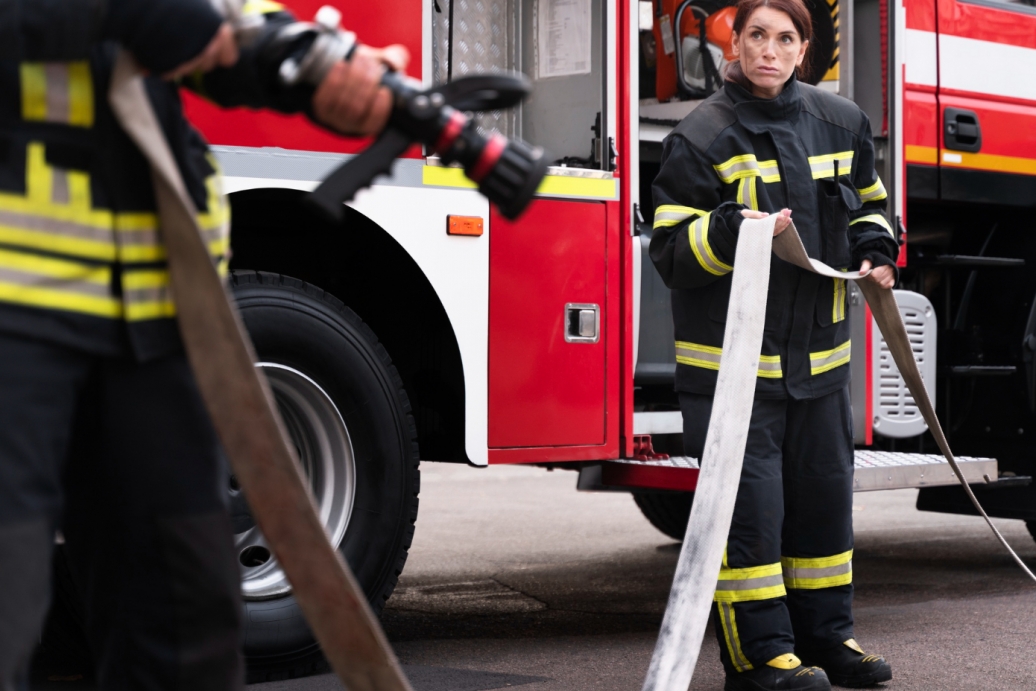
[[680, 386, 856, 674], [0, 332, 244, 691]]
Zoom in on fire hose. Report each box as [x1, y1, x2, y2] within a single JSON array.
[[642, 216, 1036, 691], [107, 9, 547, 690]]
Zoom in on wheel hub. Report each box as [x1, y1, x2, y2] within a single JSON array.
[[233, 363, 357, 600]]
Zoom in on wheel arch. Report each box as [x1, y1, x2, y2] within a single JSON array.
[[227, 187, 467, 463]]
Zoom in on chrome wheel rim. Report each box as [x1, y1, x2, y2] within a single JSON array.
[[232, 363, 356, 600]]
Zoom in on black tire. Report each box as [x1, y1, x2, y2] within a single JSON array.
[[1027, 520, 1036, 544], [231, 271, 420, 682], [634, 491, 694, 541]]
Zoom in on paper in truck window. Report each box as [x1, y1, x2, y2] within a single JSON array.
[[538, 0, 592, 79]]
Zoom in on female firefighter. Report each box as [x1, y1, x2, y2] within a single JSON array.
[[649, 0, 899, 689]]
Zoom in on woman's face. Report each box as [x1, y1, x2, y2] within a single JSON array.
[[732, 7, 808, 99]]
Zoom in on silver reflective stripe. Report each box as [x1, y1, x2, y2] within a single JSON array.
[[124, 285, 171, 305], [808, 152, 854, 179], [0, 208, 115, 244], [857, 178, 887, 202], [715, 574, 785, 592], [51, 168, 70, 205], [757, 357, 782, 376], [675, 341, 722, 369], [0, 264, 110, 298], [782, 562, 851, 582], [810, 340, 851, 375], [44, 63, 71, 124], [714, 156, 780, 183], [718, 603, 752, 672], [653, 204, 706, 229], [689, 215, 732, 276]]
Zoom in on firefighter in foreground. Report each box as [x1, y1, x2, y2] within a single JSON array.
[[650, 0, 899, 688], [0, 1, 406, 688]]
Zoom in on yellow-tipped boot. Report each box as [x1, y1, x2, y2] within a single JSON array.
[[724, 654, 831, 691], [800, 639, 892, 688]]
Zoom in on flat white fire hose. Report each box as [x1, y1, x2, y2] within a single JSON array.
[[643, 215, 1036, 691]]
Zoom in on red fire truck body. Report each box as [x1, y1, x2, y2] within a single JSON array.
[[180, 0, 1036, 677]]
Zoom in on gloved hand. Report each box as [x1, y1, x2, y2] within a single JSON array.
[[311, 44, 410, 136]]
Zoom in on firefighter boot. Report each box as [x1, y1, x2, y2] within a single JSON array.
[[725, 654, 832, 691], [800, 639, 892, 688]]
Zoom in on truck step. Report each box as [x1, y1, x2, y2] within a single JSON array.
[[593, 451, 997, 493]]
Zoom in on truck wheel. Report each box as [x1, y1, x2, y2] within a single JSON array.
[[633, 491, 694, 541], [231, 271, 420, 682]]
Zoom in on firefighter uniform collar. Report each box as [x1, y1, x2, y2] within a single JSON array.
[[724, 75, 803, 133]]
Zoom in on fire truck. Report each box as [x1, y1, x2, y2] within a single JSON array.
[[176, 0, 1036, 678]]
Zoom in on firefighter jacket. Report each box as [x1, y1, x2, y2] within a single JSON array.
[[0, 0, 314, 360], [650, 76, 900, 400]]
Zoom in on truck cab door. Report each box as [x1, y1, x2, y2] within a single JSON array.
[[935, 0, 1036, 204]]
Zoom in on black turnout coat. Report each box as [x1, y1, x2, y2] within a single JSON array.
[[0, 0, 315, 360], [650, 76, 900, 400]]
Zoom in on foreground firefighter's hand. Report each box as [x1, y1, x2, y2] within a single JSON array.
[[313, 45, 411, 137]]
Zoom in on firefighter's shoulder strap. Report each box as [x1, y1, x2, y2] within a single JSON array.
[[108, 51, 413, 691], [642, 215, 1036, 691]]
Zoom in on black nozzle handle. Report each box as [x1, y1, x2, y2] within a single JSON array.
[[306, 127, 412, 221]]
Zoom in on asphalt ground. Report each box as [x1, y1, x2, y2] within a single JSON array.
[[34, 462, 1036, 690]]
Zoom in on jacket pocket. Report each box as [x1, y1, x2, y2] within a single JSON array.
[[816, 177, 857, 268]]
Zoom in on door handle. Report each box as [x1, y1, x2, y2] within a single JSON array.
[[565, 303, 600, 343], [944, 107, 982, 153]]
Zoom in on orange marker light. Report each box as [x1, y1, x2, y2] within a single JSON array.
[[447, 215, 484, 237]]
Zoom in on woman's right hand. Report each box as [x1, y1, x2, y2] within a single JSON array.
[[741, 208, 793, 236]]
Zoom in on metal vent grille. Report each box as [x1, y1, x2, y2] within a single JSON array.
[[871, 290, 937, 439], [432, 0, 521, 137]]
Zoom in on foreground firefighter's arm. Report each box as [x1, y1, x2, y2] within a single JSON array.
[[849, 113, 900, 277], [650, 134, 746, 290], [191, 3, 406, 137], [0, 0, 223, 73]]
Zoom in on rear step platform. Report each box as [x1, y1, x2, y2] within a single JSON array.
[[589, 451, 998, 493]]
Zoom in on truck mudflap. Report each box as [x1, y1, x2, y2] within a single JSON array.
[[582, 450, 999, 493]]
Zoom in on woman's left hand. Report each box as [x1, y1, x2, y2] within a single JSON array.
[[860, 260, 895, 289]]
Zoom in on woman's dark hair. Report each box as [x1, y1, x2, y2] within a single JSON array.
[[724, 0, 814, 90]]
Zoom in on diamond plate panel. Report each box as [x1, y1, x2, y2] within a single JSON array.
[[432, 0, 520, 137], [607, 451, 996, 493]]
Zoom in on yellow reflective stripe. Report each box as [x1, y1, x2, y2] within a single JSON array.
[[850, 213, 895, 239], [675, 340, 722, 370], [833, 276, 846, 323], [718, 602, 754, 672], [716, 561, 787, 602], [714, 154, 780, 184], [123, 269, 175, 321], [20, 64, 48, 121], [688, 212, 733, 276], [808, 151, 854, 179], [653, 204, 707, 229], [810, 340, 851, 375], [857, 178, 887, 202], [757, 353, 783, 379], [67, 62, 94, 127], [676, 341, 782, 378], [0, 248, 118, 317], [20, 62, 93, 127], [782, 550, 853, 590], [736, 177, 759, 210], [242, 0, 285, 13]]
